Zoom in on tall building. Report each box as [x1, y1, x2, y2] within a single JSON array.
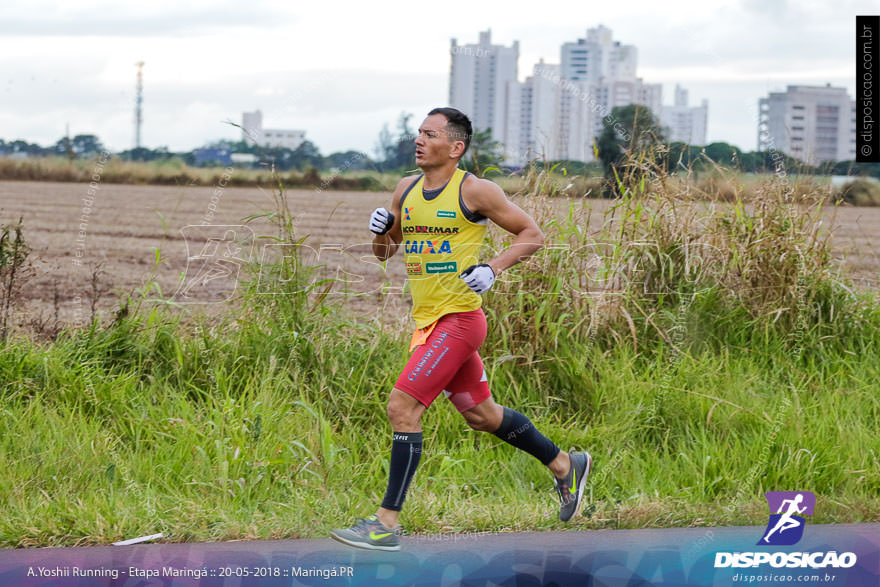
[[549, 27, 662, 164], [556, 77, 593, 163], [241, 110, 306, 150], [242, 110, 264, 144], [560, 25, 637, 83], [450, 26, 675, 166], [512, 61, 564, 162], [589, 77, 662, 132], [661, 84, 708, 145], [758, 85, 856, 165], [449, 30, 519, 148]]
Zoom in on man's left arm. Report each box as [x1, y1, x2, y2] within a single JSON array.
[[463, 177, 545, 277]]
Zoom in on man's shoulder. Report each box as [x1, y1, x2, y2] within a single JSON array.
[[396, 174, 422, 191], [461, 172, 502, 191], [390, 174, 423, 207], [460, 172, 506, 204]]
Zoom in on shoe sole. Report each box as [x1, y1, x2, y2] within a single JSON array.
[[573, 452, 592, 519], [330, 531, 401, 552]]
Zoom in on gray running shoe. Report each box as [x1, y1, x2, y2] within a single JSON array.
[[330, 514, 401, 551], [555, 451, 592, 522]]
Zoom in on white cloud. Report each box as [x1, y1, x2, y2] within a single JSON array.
[[0, 0, 867, 154]]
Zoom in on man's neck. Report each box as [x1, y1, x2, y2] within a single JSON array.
[[421, 163, 459, 190]]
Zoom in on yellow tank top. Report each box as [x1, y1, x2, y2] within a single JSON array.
[[400, 168, 488, 328]]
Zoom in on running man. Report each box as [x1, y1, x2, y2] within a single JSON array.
[[763, 493, 807, 543], [330, 107, 591, 551]]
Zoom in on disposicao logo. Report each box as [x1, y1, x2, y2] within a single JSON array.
[[759, 491, 814, 546], [714, 491, 857, 570]]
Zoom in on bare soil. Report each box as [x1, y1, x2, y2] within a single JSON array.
[[1, 180, 877, 334]]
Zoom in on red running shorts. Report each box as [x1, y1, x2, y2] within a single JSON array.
[[394, 308, 491, 413]]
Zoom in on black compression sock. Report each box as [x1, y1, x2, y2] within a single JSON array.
[[492, 407, 560, 466], [380, 432, 423, 512]]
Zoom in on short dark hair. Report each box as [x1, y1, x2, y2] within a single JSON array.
[[428, 107, 473, 157]]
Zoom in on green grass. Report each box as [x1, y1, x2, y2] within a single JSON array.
[[1, 160, 879, 548], [0, 300, 877, 548]]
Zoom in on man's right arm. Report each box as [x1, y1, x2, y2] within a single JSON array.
[[372, 176, 413, 261]]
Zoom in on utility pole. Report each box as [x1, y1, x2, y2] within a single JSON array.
[[135, 61, 144, 149], [65, 123, 74, 161]]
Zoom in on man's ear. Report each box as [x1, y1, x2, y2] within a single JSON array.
[[449, 141, 466, 159]]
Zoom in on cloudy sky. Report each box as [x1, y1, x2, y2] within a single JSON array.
[[0, 0, 870, 156]]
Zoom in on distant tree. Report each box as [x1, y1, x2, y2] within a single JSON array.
[[326, 150, 372, 171], [52, 135, 73, 160], [205, 139, 254, 153], [826, 160, 880, 179], [702, 142, 743, 166], [664, 142, 703, 173], [119, 146, 174, 162], [462, 128, 505, 176], [256, 146, 293, 170], [290, 140, 323, 170], [743, 150, 805, 175], [374, 123, 396, 171], [597, 104, 665, 186], [240, 140, 323, 171], [737, 150, 763, 173], [51, 134, 104, 158], [51, 135, 104, 157], [10, 140, 47, 156], [392, 112, 416, 170], [373, 111, 417, 171]]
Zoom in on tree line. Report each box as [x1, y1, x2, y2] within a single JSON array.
[[595, 104, 880, 180], [0, 135, 376, 173], [3, 107, 879, 180]]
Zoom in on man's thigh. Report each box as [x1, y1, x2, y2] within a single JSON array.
[[394, 310, 486, 409], [443, 350, 491, 413]]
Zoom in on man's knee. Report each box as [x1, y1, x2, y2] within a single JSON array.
[[386, 400, 406, 425], [463, 410, 493, 431], [387, 389, 422, 428], [463, 404, 502, 432]]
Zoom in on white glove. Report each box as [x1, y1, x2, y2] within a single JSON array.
[[460, 264, 496, 295], [369, 207, 395, 235]]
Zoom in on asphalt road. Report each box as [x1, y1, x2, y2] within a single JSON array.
[[0, 524, 877, 586]]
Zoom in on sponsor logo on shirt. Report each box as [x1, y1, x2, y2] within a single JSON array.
[[402, 225, 460, 234], [425, 261, 458, 274], [405, 240, 452, 254]]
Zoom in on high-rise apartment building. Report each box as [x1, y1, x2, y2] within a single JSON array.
[[560, 25, 637, 83], [758, 85, 855, 164], [587, 77, 663, 136], [539, 27, 662, 164], [512, 61, 563, 161], [449, 30, 519, 148], [450, 26, 684, 166], [661, 85, 708, 145]]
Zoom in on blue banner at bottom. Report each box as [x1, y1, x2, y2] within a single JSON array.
[[0, 524, 877, 586]]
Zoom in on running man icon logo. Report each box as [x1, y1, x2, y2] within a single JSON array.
[[758, 491, 816, 546]]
